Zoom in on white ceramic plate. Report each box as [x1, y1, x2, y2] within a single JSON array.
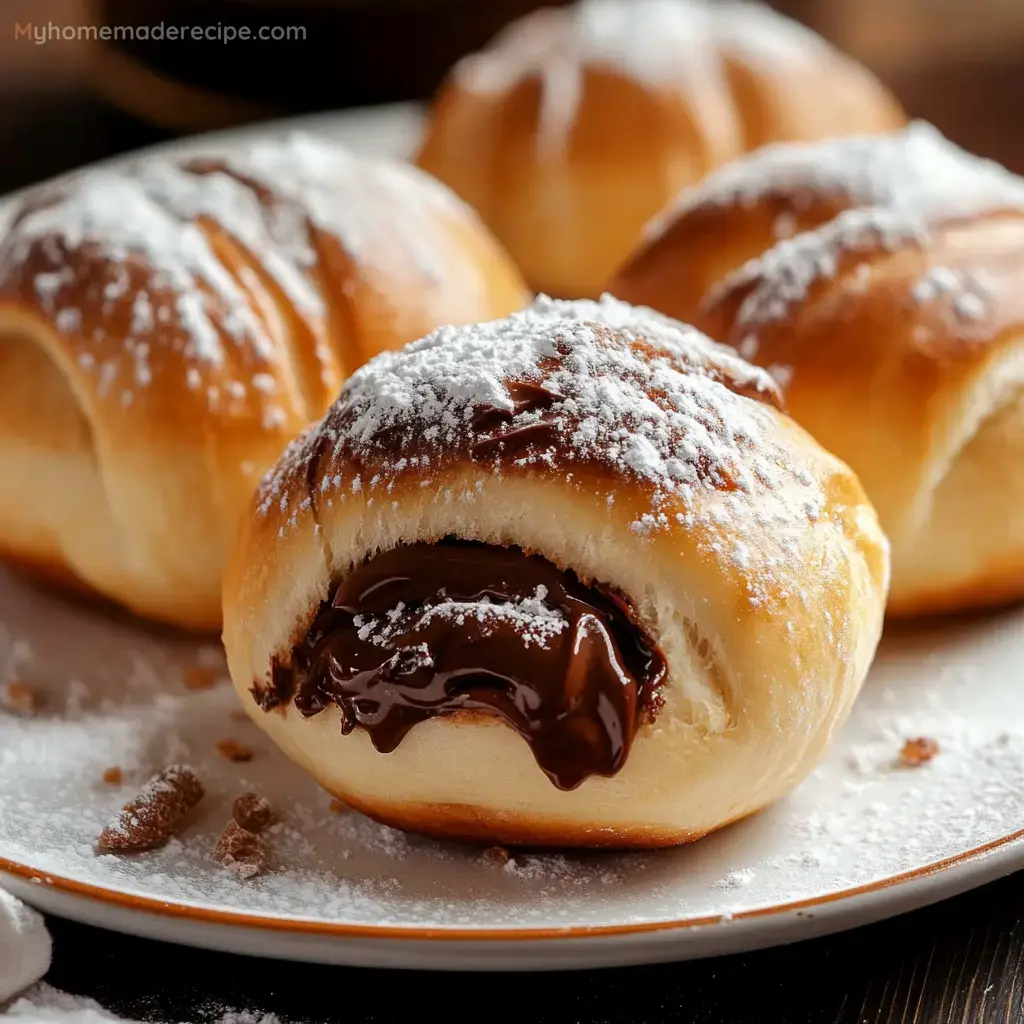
[[2, 105, 1024, 971]]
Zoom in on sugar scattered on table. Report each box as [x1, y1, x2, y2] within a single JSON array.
[[8, 983, 289, 1023]]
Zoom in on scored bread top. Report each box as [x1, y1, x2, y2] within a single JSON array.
[[654, 121, 1024, 230], [454, 0, 838, 153], [252, 294, 846, 570], [0, 132, 501, 435], [646, 122, 1024, 343]]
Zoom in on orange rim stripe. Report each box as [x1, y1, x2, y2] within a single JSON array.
[[1, 826, 1022, 943]]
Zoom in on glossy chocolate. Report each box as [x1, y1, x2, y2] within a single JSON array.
[[261, 541, 666, 790]]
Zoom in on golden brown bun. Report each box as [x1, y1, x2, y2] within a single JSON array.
[[0, 134, 529, 629], [416, 0, 905, 300], [611, 122, 1024, 617], [223, 295, 888, 848]]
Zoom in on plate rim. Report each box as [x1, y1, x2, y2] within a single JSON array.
[[3, 101, 1024, 965], [4, 825, 1024, 943]]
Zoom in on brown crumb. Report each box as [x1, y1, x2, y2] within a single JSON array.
[[483, 845, 512, 866], [329, 798, 347, 814], [899, 736, 940, 767], [214, 820, 266, 879], [97, 765, 205, 852], [184, 666, 219, 691], [216, 738, 253, 762], [0, 681, 42, 717], [233, 793, 272, 833], [101, 767, 123, 786]]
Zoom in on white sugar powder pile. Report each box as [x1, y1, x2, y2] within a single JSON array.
[[0, 890, 51, 1005], [5, 986, 135, 1023], [5, 985, 286, 1023]]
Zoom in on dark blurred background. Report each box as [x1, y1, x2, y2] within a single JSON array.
[[3, 0, 1024, 192]]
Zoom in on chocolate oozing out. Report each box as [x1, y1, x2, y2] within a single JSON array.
[[260, 540, 667, 790]]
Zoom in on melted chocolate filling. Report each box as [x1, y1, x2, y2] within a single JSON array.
[[263, 541, 666, 790]]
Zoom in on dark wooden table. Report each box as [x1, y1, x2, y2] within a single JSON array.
[[6, 14, 1024, 1024]]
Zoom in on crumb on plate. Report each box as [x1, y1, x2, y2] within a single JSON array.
[[217, 738, 253, 762], [899, 736, 940, 767]]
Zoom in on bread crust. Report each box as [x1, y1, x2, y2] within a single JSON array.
[[222, 296, 888, 847], [611, 124, 1024, 616], [0, 135, 529, 627], [416, 0, 905, 298]]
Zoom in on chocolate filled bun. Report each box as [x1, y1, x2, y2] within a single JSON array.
[[222, 295, 888, 848]]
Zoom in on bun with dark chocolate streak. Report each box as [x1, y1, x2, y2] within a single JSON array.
[[222, 295, 888, 848]]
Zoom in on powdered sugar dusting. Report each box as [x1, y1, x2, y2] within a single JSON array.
[[712, 867, 756, 890], [1, 556, 1023, 941], [713, 0, 827, 61], [717, 207, 926, 328], [8, 165, 266, 364], [6, 985, 135, 1022], [911, 265, 996, 324], [353, 586, 568, 651], [0, 567, 647, 933], [690, 122, 1024, 336], [457, 1, 715, 150], [455, 0, 821, 153], [7, 983, 286, 1023], [223, 133, 468, 285], [255, 295, 822, 599], [0, 131, 482, 424], [668, 121, 1024, 226]]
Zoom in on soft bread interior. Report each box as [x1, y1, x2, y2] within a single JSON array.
[[0, 318, 117, 590], [893, 377, 1024, 615], [230, 448, 884, 846], [0, 310, 229, 627]]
